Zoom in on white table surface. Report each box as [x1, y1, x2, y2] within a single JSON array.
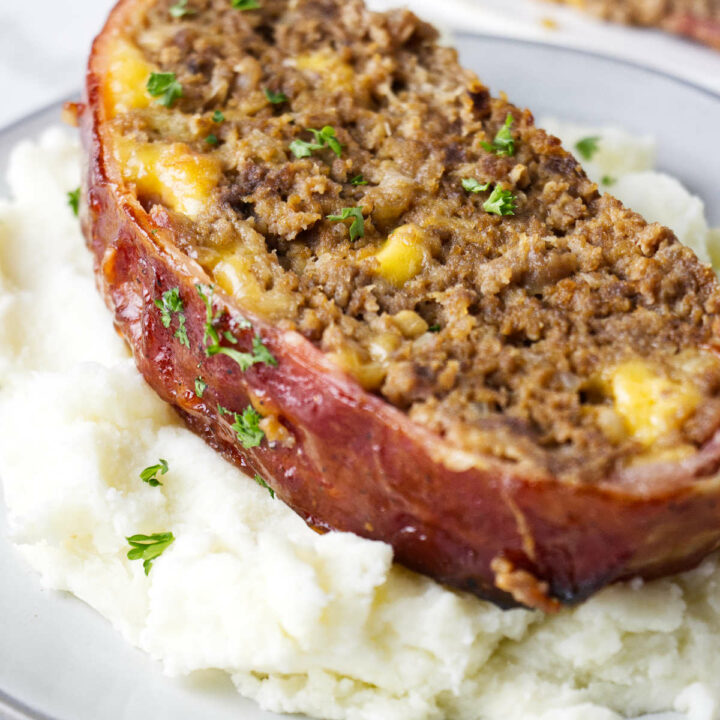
[[1, 0, 720, 131]]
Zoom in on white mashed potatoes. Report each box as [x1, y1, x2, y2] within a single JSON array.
[[1, 125, 720, 720]]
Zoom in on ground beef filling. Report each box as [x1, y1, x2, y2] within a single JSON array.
[[106, 0, 720, 482], [551, 0, 719, 26], [548, 0, 720, 50]]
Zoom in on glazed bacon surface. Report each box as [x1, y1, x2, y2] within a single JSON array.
[[82, 0, 720, 609]]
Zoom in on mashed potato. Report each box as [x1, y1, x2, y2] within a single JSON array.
[[1, 126, 720, 720]]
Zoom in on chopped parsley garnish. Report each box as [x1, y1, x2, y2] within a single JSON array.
[[207, 337, 276, 371], [428, 324, 441, 332], [153, 289, 185, 342], [155, 287, 183, 328], [575, 136, 600, 161], [264, 88, 288, 104], [196, 284, 222, 348], [350, 174, 368, 186], [254, 474, 275, 499], [126, 532, 175, 575], [290, 126, 342, 159], [175, 319, 189, 347], [217, 404, 229, 415], [154, 287, 189, 348], [169, 0, 195, 18], [461, 178, 491, 194], [231, 406, 265, 448], [205, 133, 219, 146], [327, 207, 365, 241], [483, 186, 516, 216], [601, 175, 616, 186], [147, 72, 183, 108], [481, 113, 515, 157], [67, 188, 80, 216], [195, 377, 207, 398], [140, 459, 169, 487], [231, 0, 260, 9], [195, 284, 277, 370], [212, 110, 225, 123], [251, 335, 277, 366]]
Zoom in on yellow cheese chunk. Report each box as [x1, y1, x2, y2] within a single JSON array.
[[328, 346, 386, 391], [296, 50, 354, 93], [374, 224, 429, 286], [212, 252, 301, 320], [113, 138, 221, 218], [214, 254, 258, 300], [103, 38, 154, 117], [392, 310, 429, 339], [607, 360, 701, 446]]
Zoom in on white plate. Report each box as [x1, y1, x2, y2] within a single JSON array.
[[2, 31, 719, 720]]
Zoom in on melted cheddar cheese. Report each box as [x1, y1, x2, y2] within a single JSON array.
[[374, 224, 430, 286], [296, 50, 355, 93], [103, 38, 155, 117], [604, 360, 701, 447], [112, 137, 221, 218]]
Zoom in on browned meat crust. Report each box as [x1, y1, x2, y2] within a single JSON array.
[[549, 0, 720, 50], [81, 0, 720, 609]]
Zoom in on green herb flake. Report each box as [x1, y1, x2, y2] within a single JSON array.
[[154, 288, 190, 347], [264, 88, 288, 104], [169, 0, 195, 18], [575, 136, 600, 161], [461, 178, 491, 194], [350, 174, 368, 186], [290, 126, 342, 159], [254, 474, 275, 499], [154, 287, 182, 328], [205, 133, 219, 146], [68, 188, 81, 216], [251, 335, 278, 367], [217, 404, 229, 415], [327, 207, 364, 242], [175, 317, 190, 348], [289, 139, 313, 159], [231, 0, 260, 9], [236, 315, 253, 330], [126, 532, 175, 575], [212, 110, 225, 123], [209, 347, 250, 370], [601, 175, 616, 186], [231, 406, 265, 448], [483, 186, 517, 216], [146, 72, 183, 108], [196, 284, 221, 348], [428, 324, 441, 332], [140, 459, 169, 487], [196, 285, 276, 371], [481, 113, 515, 157], [195, 377, 207, 398]]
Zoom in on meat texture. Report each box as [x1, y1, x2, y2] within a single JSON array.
[[548, 0, 720, 50], [81, 0, 720, 610]]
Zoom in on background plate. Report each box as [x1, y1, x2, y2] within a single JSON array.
[[2, 31, 718, 720]]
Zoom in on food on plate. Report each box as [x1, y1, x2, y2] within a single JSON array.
[[80, 0, 720, 610], [2, 124, 720, 720], [546, 0, 720, 50]]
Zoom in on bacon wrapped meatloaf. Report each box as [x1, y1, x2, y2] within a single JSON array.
[[80, 0, 720, 610], [549, 0, 720, 50]]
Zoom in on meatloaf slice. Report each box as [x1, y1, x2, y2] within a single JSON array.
[[81, 0, 720, 610], [548, 0, 720, 50]]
